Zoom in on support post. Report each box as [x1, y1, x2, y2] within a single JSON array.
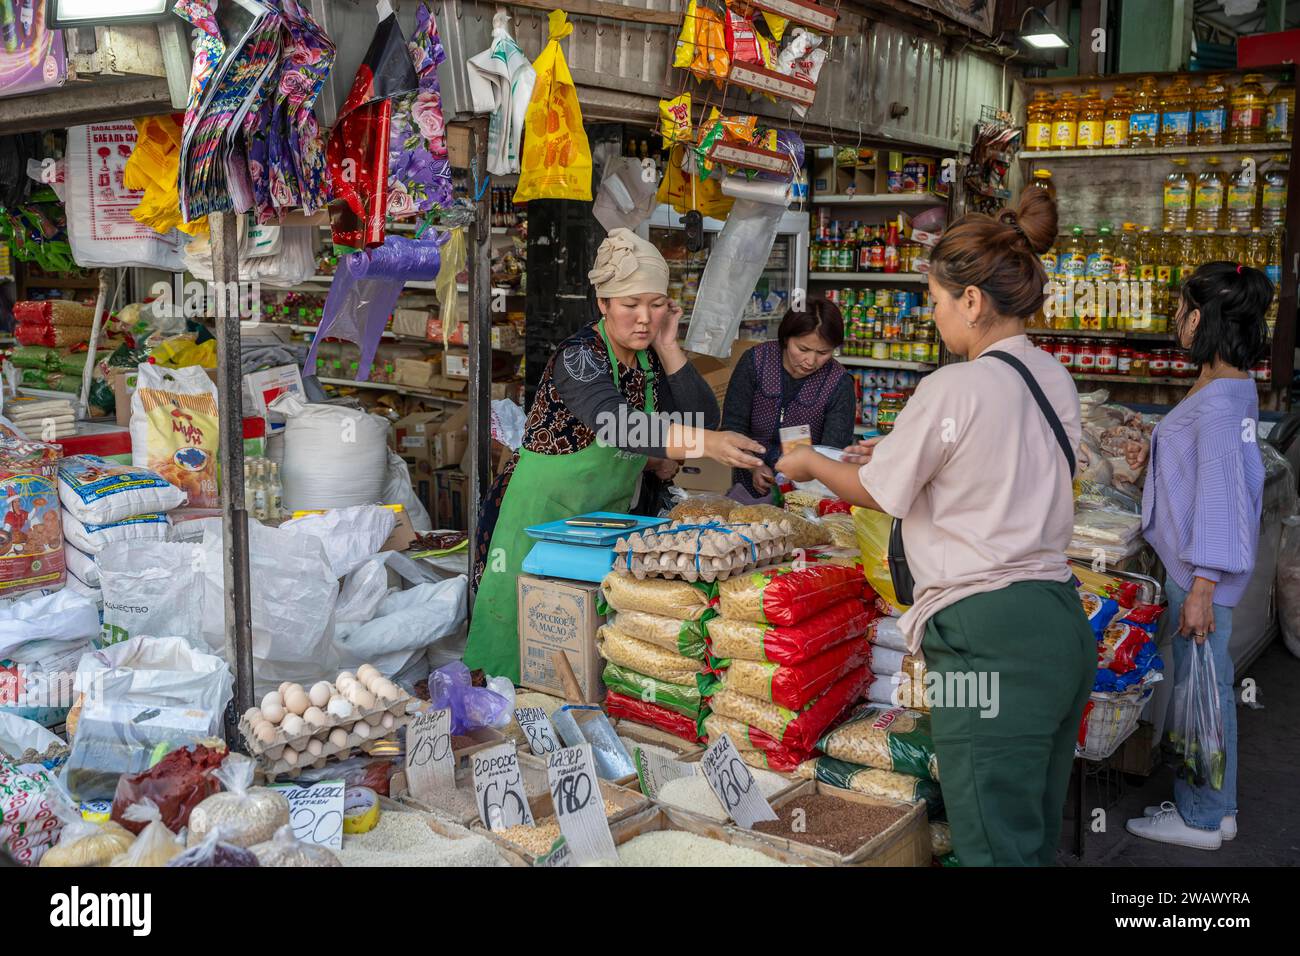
[[211, 212, 255, 741], [466, 117, 492, 613]]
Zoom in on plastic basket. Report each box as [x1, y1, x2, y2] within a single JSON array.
[[1078, 687, 1152, 762]]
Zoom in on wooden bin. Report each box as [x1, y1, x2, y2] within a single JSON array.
[[600, 805, 813, 866], [608, 718, 706, 787], [745, 780, 930, 867], [370, 796, 530, 866], [390, 757, 554, 828]]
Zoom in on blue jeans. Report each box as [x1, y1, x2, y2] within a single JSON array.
[[1165, 578, 1238, 830]]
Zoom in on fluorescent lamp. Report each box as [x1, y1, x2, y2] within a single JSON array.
[[1019, 7, 1071, 51], [49, 0, 172, 28]]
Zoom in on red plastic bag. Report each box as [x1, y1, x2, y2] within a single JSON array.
[[111, 744, 225, 835], [817, 499, 852, 517], [722, 638, 872, 711], [604, 692, 705, 743], [717, 561, 869, 626], [706, 598, 877, 665], [702, 714, 811, 772], [709, 665, 871, 754]]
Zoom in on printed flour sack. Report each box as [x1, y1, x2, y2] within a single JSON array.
[[0, 436, 65, 598], [270, 393, 388, 511], [97, 541, 204, 648], [130, 365, 220, 509]]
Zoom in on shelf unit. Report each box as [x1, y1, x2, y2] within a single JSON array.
[[815, 193, 948, 206], [809, 272, 928, 283], [1071, 372, 1192, 387], [1025, 142, 1290, 160], [1026, 327, 1176, 342], [838, 355, 936, 371], [318, 377, 463, 403]]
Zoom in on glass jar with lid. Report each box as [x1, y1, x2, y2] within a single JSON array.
[[877, 393, 906, 434]]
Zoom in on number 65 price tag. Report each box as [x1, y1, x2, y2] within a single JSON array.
[[700, 734, 777, 829], [472, 742, 534, 832]]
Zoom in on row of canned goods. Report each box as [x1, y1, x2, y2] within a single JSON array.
[[1036, 336, 1272, 382]]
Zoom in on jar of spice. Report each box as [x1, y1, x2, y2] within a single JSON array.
[[877, 392, 906, 434], [1117, 347, 1134, 375], [1076, 341, 1098, 373], [1130, 351, 1150, 376], [1149, 350, 1171, 376], [1096, 343, 1119, 374]]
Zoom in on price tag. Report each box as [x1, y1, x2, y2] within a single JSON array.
[[514, 707, 559, 756], [269, 779, 345, 849], [472, 742, 535, 831], [546, 743, 617, 864], [699, 735, 777, 829], [633, 747, 697, 800], [534, 837, 575, 868], [406, 707, 455, 799]]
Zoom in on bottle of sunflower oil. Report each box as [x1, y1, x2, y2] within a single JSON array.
[[1193, 156, 1227, 231], [1052, 92, 1079, 149], [1194, 74, 1229, 145], [1159, 75, 1194, 148], [1104, 86, 1131, 148], [1230, 74, 1268, 144], [1128, 76, 1161, 147], [1026, 91, 1055, 151], [1162, 158, 1193, 230], [1077, 88, 1105, 149]]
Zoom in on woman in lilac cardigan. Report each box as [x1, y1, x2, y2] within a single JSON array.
[[1126, 262, 1272, 851]]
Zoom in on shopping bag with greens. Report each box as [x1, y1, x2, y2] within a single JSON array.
[[1168, 640, 1226, 790]]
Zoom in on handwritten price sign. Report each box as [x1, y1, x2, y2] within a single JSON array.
[[514, 707, 559, 756], [406, 707, 455, 799], [269, 780, 346, 849], [546, 743, 617, 864], [472, 743, 534, 832], [699, 734, 777, 829]]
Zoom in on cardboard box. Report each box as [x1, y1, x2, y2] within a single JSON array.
[[393, 357, 438, 390], [433, 468, 468, 530], [430, 376, 468, 398], [243, 365, 305, 424], [434, 403, 469, 469], [111, 366, 218, 426], [447, 124, 471, 169], [382, 506, 417, 552], [491, 324, 522, 352], [393, 411, 443, 465], [690, 337, 762, 407], [426, 317, 469, 346], [392, 308, 434, 340], [491, 380, 523, 403], [675, 457, 734, 494], [444, 351, 470, 379], [517, 573, 607, 703]]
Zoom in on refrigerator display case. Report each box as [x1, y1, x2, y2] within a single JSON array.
[[643, 204, 810, 343]]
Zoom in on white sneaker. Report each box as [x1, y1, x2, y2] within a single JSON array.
[[1143, 805, 1236, 840], [1127, 802, 1222, 850]]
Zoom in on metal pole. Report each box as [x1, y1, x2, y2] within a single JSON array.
[[211, 211, 255, 741], [466, 116, 492, 614]]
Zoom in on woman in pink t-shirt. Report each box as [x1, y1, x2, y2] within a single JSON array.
[[778, 188, 1093, 866]]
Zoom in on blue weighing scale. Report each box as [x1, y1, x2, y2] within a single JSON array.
[[521, 512, 669, 582]]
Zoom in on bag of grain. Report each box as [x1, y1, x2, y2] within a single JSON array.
[[600, 571, 716, 620], [797, 756, 943, 811], [717, 560, 868, 626], [730, 502, 831, 549], [0, 436, 64, 598], [130, 364, 220, 510], [816, 703, 939, 782], [58, 456, 186, 525], [605, 691, 705, 743], [721, 638, 871, 711], [706, 598, 875, 664], [61, 512, 171, 556], [596, 625, 705, 686], [607, 608, 711, 660], [708, 665, 871, 755], [701, 713, 810, 772], [601, 662, 705, 720]]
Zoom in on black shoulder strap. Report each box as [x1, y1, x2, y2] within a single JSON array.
[[984, 350, 1077, 477]]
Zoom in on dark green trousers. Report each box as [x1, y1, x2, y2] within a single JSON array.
[[923, 580, 1094, 867]]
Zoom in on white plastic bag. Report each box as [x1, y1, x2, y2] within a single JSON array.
[[490, 399, 527, 451], [382, 450, 431, 532], [58, 455, 186, 525], [63, 543, 100, 588], [198, 519, 339, 695], [61, 512, 171, 556], [64, 124, 186, 270], [0, 589, 99, 661], [130, 364, 220, 509], [279, 505, 396, 579], [64, 575, 103, 607], [181, 223, 316, 289], [98, 541, 204, 648], [73, 636, 233, 730], [333, 575, 468, 684], [271, 394, 388, 511]]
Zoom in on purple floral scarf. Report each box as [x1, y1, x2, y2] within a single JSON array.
[[386, 2, 452, 217]]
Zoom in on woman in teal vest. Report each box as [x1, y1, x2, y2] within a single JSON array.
[[464, 229, 765, 682]]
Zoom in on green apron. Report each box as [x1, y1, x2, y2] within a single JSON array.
[[462, 322, 655, 681]]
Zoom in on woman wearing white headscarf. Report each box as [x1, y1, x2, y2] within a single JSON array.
[[464, 229, 764, 681]]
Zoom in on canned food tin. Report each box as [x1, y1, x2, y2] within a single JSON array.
[[872, 341, 890, 359], [1076, 342, 1097, 372], [1057, 338, 1078, 370]]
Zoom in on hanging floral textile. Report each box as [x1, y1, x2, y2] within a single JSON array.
[[326, 12, 418, 253], [386, 2, 453, 218]]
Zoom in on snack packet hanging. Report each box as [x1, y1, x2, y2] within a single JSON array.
[[674, 0, 698, 68], [690, 3, 730, 87], [726, 9, 763, 64], [659, 93, 694, 146], [761, 10, 789, 41]]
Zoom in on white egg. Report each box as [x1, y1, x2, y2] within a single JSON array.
[[381, 713, 395, 730], [336, 670, 356, 685], [328, 728, 349, 749], [261, 691, 283, 711], [302, 706, 328, 728], [285, 690, 310, 717], [280, 714, 306, 737], [281, 748, 299, 768], [336, 676, 358, 695], [307, 739, 324, 757], [371, 680, 398, 702], [278, 682, 294, 697], [327, 697, 354, 720], [309, 682, 333, 708], [352, 720, 372, 740], [252, 721, 276, 745], [243, 707, 263, 725], [348, 687, 376, 711], [261, 701, 286, 725], [357, 664, 379, 686]]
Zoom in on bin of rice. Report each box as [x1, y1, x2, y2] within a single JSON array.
[[655, 765, 794, 823], [706, 599, 875, 664], [717, 561, 867, 626], [337, 809, 509, 866], [816, 704, 939, 782], [601, 572, 716, 620]]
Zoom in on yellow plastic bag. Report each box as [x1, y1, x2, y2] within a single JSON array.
[[151, 334, 217, 369], [514, 11, 593, 203], [673, 0, 698, 68], [851, 507, 910, 614], [124, 116, 207, 236], [435, 227, 466, 347]]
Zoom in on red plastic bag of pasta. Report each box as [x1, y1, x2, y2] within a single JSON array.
[[720, 638, 872, 711], [717, 561, 869, 626], [708, 665, 871, 754], [604, 692, 706, 744], [706, 598, 876, 665], [701, 713, 812, 772]]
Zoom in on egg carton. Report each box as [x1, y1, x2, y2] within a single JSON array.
[[239, 694, 421, 761], [612, 518, 794, 583], [254, 715, 416, 779]]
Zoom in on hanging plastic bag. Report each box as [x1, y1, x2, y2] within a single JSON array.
[[1169, 640, 1227, 790], [434, 227, 467, 346], [64, 123, 185, 270], [466, 10, 536, 176], [514, 10, 593, 203], [593, 156, 660, 232], [108, 798, 183, 866], [1279, 516, 1300, 660], [852, 507, 910, 615], [428, 661, 510, 734]]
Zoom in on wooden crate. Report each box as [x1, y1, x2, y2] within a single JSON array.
[[604, 806, 814, 866]]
